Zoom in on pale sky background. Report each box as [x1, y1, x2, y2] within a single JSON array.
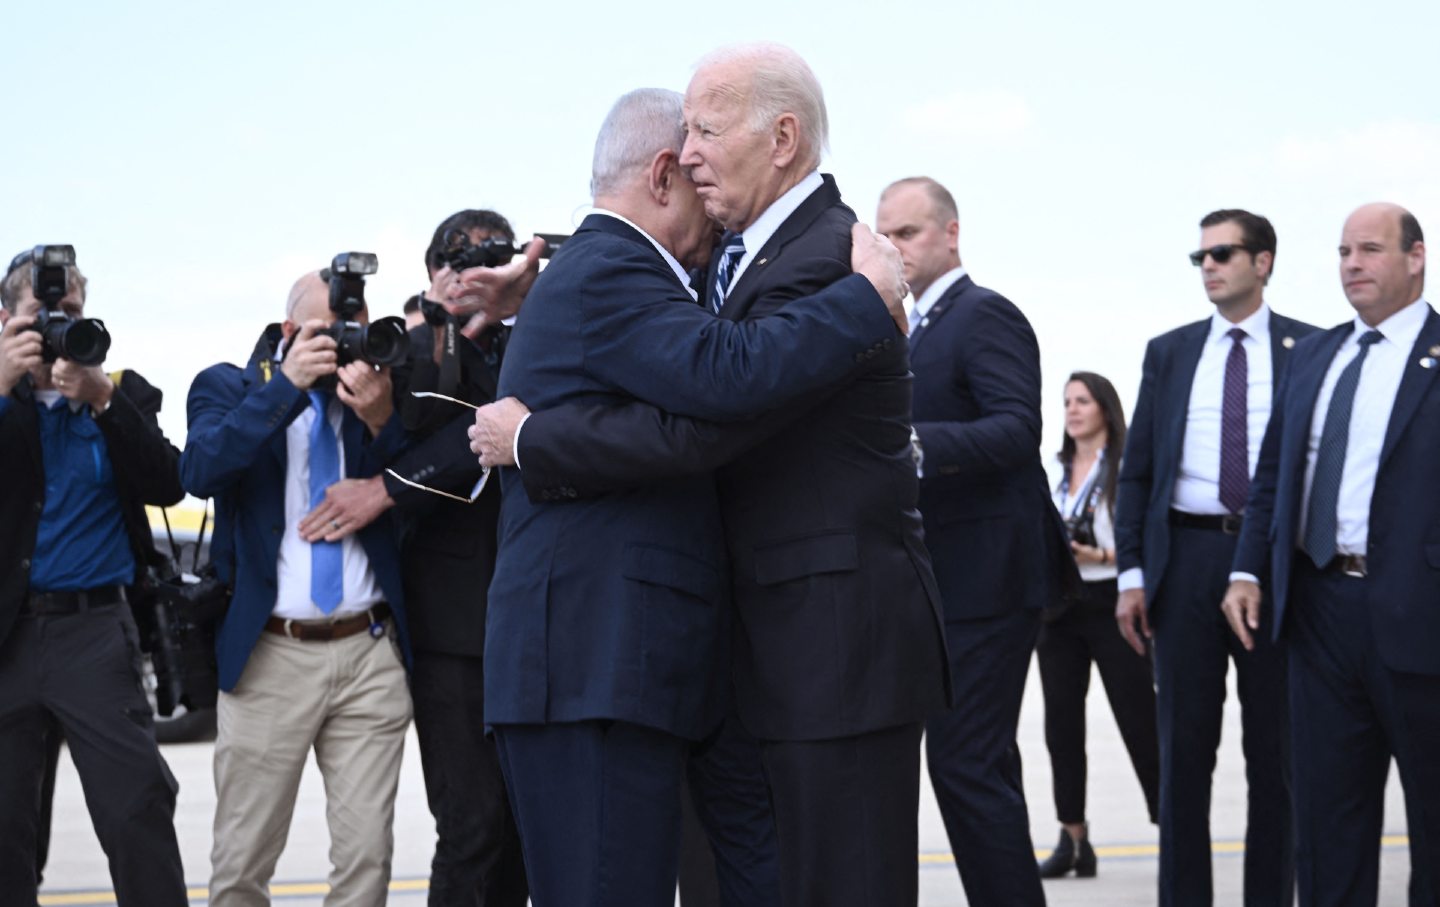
[[4, 0, 1437, 457]]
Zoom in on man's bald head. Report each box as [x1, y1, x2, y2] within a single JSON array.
[[1338, 202, 1426, 326], [286, 271, 330, 324]]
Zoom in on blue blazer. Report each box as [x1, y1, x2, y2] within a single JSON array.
[[1115, 311, 1319, 606], [1233, 306, 1440, 674], [179, 328, 411, 692], [486, 212, 897, 741], [909, 274, 1079, 620]]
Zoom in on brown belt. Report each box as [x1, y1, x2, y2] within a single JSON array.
[[264, 603, 391, 641]]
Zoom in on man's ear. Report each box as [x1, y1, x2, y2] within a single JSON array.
[[649, 149, 677, 203], [772, 113, 800, 168], [281, 319, 298, 343], [0, 308, 9, 329], [1255, 250, 1274, 281], [946, 219, 960, 255]]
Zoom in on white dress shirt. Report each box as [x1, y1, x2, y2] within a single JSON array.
[[729, 170, 824, 290], [1300, 296, 1430, 557], [907, 266, 968, 333], [1052, 453, 1117, 583], [274, 393, 384, 620], [1173, 304, 1274, 514]]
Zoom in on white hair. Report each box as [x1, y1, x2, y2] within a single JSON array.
[[695, 42, 829, 168], [590, 88, 686, 198]]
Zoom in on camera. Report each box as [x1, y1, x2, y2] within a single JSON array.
[[320, 251, 409, 369], [424, 231, 569, 326], [1063, 513, 1097, 548], [26, 245, 111, 366]]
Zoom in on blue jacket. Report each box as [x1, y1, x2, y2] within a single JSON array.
[[180, 327, 411, 691], [1233, 306, 1440, 674]]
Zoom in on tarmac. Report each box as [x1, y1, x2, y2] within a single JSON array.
[[39, 660, 1411, 905]]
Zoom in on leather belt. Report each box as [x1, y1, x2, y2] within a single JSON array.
[[264, 603, 391, 642], [1325, 554, 1368, 578], [1168, 509, 1243, 535], [23, 585, 128, 616]]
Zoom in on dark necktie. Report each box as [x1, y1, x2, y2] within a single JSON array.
[[1303, 329, 1383, 569], [711, 231, 746, 314], [1219, 327, 1250, 513], [308, 391, 344, 614]]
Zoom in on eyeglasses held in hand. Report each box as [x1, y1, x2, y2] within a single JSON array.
[[382, 391, 491, 503], [1188, 244, 1255, 266]]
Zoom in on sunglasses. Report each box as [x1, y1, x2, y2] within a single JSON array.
[[383, 392, 491, 504], [1189, 244, 1255, 266]]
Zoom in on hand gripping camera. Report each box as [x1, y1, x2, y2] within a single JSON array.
[[321, 252, 409, 368], [25, 245, 111, 365], [423, 230, 568, 326]]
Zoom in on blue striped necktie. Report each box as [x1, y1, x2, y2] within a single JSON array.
[[1303, 329, 1383, 569], [308, 390, 344, 614], [711, 232, 746, 314]]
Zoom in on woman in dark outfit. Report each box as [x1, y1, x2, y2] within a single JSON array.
[[1036, 371, 1160, 878]]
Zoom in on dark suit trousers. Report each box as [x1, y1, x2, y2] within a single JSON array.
[[411, 650, 527, 907], [493, 720, 688, 907], [760, 722, 923, 907], [1289, 561, 1440, 907], [1151, 525, 1292, 907], [926, 607, 1044, 907], [680, 713, 781, 907], [1038, 578, 1160, 825], [0, 606, 187, 906]]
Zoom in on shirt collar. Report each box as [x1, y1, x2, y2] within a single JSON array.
[[1208, 301, 1271, 344], [1353, 295, 1429, 350], [590, 207, 696, 300], [739, 170, 824, 261], [912, 266, 969, 320]]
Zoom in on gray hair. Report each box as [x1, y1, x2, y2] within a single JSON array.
[[696, 43, 830, 168], [590, 88, 686, 197]]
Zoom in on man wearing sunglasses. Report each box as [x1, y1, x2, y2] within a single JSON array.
[[1115, 209, 1319, 906], [181, 270, 413, 907]]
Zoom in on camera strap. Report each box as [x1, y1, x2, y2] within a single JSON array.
[[1059, 457, 1107, 523], [438, 320, 462, 400]]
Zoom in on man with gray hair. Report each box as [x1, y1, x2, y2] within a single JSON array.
[[478, 87, 909, 905], [473, 46, 950, 906]]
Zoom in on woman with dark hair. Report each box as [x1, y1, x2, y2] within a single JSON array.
[[1036, 371, 1160, 879]]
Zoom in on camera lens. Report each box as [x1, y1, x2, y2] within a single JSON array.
[[61, 319, 111, 366], [361, 318, 409, 367]]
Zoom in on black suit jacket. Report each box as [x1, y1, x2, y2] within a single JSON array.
[[1115, 310, 1320, 607], [1232, 307, 1440, 673], [514, 177, 950, 742], [0, 370, 184, 647], [383, 322, 504, 657], [909, 274, 1079, 621]]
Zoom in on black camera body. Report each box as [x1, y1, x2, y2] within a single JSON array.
[[320, 252, 408, 373], [1063, 512, 1098, 549], [424, 231, 569, 326], [26, 245, 111, 366]]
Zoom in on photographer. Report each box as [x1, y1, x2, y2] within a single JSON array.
[[0, 248, 188, 905], [306, 209, 533, 906], [180, 266, 412, 906]]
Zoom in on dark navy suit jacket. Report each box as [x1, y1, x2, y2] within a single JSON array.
[[909, 274, 1078, 620], [180, 328, 411, 692], [485, 211, 899, 741], [1232, 306, 1440, 674], [1116, 311, 1319, 607]]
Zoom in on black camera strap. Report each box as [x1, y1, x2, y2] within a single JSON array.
[[157, 499, 212, 576], [1059, 457, 1107, 524], [438, 319, 462, 400]]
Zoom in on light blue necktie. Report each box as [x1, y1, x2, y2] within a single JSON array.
[[308, 391, 344, 614], [711, 231, 746, 314], [1303, 330, 1383, 569]]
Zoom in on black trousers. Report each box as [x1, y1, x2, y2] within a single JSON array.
[[1037, 577, 1160, 825], [1151, 525, 1292, 907], [410, 649, 527, 907], [0, 604, 186, 906], [926, 606, 1044, 906], [762, 722, 925, 907], [495, 720, 689, 907], [1289, 561, 1440, 907]]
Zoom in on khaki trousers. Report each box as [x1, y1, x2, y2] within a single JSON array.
[[209, 625, 411, 907]]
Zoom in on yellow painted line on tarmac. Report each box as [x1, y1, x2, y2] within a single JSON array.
[[38, 837, 1416, 906]]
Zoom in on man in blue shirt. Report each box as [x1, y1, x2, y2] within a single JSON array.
[[0, 250, 188, 905]]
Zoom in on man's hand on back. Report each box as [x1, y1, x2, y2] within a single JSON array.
[[850, 223, 910, 335]]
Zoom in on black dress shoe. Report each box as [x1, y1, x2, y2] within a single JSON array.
[[1037, 826, 1097, 879]]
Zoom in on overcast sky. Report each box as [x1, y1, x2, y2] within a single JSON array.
[[4, 0, 1437, 459]]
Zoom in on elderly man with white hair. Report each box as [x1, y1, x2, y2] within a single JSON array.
[[475, 85, 909, 906]]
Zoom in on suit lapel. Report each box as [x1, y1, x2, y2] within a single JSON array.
[[1268, 314, 1302, 381], [718, 175, 844, 322], [909, 276, 971, 358], [1286, 325, 1353, 454], [1380, 307, 1440, 468], [1163, 322, 1209, 457]]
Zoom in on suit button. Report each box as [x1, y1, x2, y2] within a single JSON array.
[[19, 559, 29, 571], [854, 352, 866, 363], [33, 501, 42, 513], [883, 339, 893, 350]]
